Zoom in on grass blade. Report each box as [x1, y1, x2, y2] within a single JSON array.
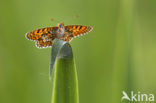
[[50, 39, 79, 103], [50, 39, 66, 80]]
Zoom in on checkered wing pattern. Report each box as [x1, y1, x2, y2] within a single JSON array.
[[64, 25, 92, 42]]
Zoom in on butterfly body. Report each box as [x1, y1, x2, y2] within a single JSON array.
[[57, 23, 66, 39], [26, 22, 92, 48]]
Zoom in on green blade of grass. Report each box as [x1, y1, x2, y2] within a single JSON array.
[[49, 39, 66, 79], [50, 39, 79, 103]]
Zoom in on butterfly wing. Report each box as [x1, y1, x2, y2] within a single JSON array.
[[25, 27, 58, 48], [26, 27, 58, 41], [36, 39, 52, 48], [64, 25, 93, 42]]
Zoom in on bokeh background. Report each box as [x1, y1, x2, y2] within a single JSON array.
[[0, 0, 156, 103]]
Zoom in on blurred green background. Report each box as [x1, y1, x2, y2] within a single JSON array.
[[0, 0, 156, 103]]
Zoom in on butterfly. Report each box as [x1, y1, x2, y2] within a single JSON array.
[[25, 22, 93, 48]]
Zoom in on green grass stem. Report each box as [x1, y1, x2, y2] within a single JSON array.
[[50, 39, 79, 103]]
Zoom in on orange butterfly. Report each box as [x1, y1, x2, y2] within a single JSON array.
[[25, 22, 93, 48]]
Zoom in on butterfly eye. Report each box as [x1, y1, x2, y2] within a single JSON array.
[[59, 24, 62, 28]]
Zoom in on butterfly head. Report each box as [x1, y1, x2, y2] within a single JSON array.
[[57, 22, 64, 29]]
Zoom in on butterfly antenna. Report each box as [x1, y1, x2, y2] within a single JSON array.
[[50, 18, 54, 22], [50, 14, 80, 24], [50, 18, 61, 24], [64, 14, 80, 23], [74, 14, 80, 19]]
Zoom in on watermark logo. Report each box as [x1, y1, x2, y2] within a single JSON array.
[[121, 91, 154, 102]]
